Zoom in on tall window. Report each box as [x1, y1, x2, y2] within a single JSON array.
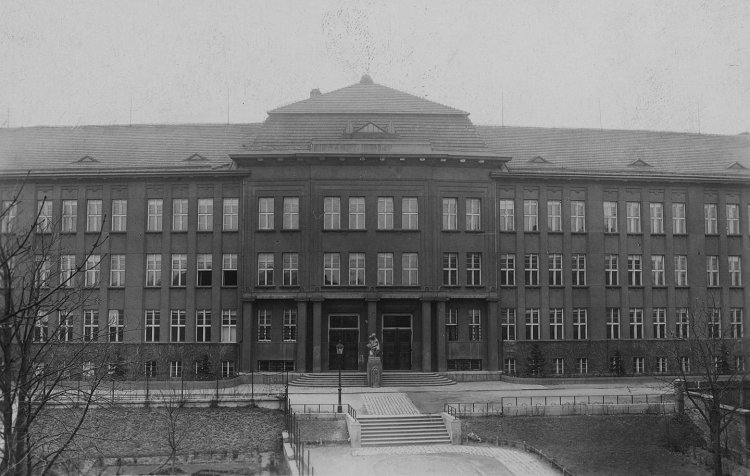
[[172, 199, 188, 231], [283, 197, 299, 230], [170, 310, 186, 342], [681, 356, 691, 373], [572, 309, 587, 339], [549, 308, 564, 340], [196, 310, 212, 342], [605, 255, 619, 286], [222, 198, 238, 231], [58, 311, 73, 342], [324, 197, 341, 230], [446, 309, 458, 341], [499, 199, 515, 231], [500, 254, 515, 286], [672, 202, 686, 234], [674, 255, 688, 286], [729, 256, 742, 286], [553, 358, 565, 375], [442, 198, 457, 230], [676, 308, 690, 338], [730, 309, 743, 339], [349, 252, 366, 286], [196, 254, 212, 286], [283, 253, 299, 286], [603, 201, 618, 233], [197, 198, 213, 231], [146, 254, 162, 287], [727, 204, 740, 235], [627, 255, 642, 286], [323, 253, 340, 286], [84, 255, 101, 287], [112, 199, 127, 232], [626, 202, 641, 233], [653, 308, 666, 339], [257, 309, 271, 342], [377, 253, 394, 286], [148, 199, 163, 232], [257, 253, 274, 286], [547, 200, 562, 232], [570, 201, 586, 232], [402, 197, 418, 229], [222, 309, 237, 343], [571, 254, 586, 286], [349, 197, 365, 229], [171, 254, 187, 287], [222, 254, 238, 286], [548, 254, 563, 286], [523, 200, 538, 232], [708, 308, 722, 338], [34, 313, 49, 342], [504, 358, 517, 375], [37, 201, 52, 233], [282, 309, 297, 342], [656, 357, 668, 374], [466, 253, 482, 286], [144, 361, 157, 378], [1, 200, 17, 233], [443, 253, 458, 286], [402, 253, 418, 286], [468, 310, 481, 341], [524, 254, 539, 286], [110, 254, 125, 287], [704, 203, 718, 234], [170, 361, 183, 378], [525, 309, 540, 340], [706, 256, 720, 287], [650, 203, 664, 234], [633, 357, 645, 374], [258, 198, 274, 230], [466, 198, 481, 231], [651, 255, 665, 286], [60, 255, 75, 288], [606, 308, 620, 339], [83, 310, 99, 341], [378, 197, 394, 230], [145, 310, 160, 342], [86, 200, 102, 232], [62, 199, 77, 233], [221, 361, 235, 378], [576, 358, 588, 375], [501, 309, 516, 341]]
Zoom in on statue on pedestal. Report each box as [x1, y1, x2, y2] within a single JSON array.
[[367, 333, 380, 357], [366, 333, 382, 388]]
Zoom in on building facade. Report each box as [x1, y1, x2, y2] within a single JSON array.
[[1, 75, 749, 378]]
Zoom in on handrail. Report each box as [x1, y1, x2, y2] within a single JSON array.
[[444, 393, 673, 415]]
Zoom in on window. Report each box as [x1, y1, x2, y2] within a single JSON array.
[[60, 255, 75, 288], [222, 198, 238, 231], [324, 197, 341, 230], [323, 253, 341, 285], [257, 309, 271, 342], [258, 198, 274, 230], [283, 197, 299, 230], [222, 254, 238, 286], [442, 198, 457, 230], [349, 197, 365, 229], [571, 254, 586, 286], [37, 200, 52, 233], [466, 253, 482, 286], [144, 361, 157, 379], [34, 312, 49, 342], [145, 310, 160, 342], [197, 254, 212, 286], [627, 255, 642, 286], [704, 203, 718, 234], [466, 199, 481, 231], [504, 358, 517, 375], [147, 199, 163, 232], [736, 356, 745, 372], [730, 309, 743, 338], [729, 256, 742, 287], [607, 308, 620, 339], [501, 309, 516, 341], [632, 357, 645, 374], [221, 361, 235, 378], [547, 200, 562, 232], [402, 253, 418, 286], [402, 197, 418, 229], [706, 256, 720, 287], [443, 253, 458, 286], [603, 201, 618, 233], [605, 255, 619, 286], [676, 308, 690, 338], [549, 308, 564, 340], [672, 202, 686, 234], [523, 199, 538, 232], [651, 255, 665, 286], [112, 199, 127, 232], [500, 254, 515, 286], [170, 361, 183, 378], [378, 197, 393, 230], [499, 199, 515, 231], [572, 309, 587, 339], [83, 310, 99, 341], [196, 310, 211, 342], [109, 255, 126, 287], [1, 200, 17, 233], [570, 201, 586, 232], [257, 253, 274, 286], [146, 254, 162, 287], [524, 254, 539, 286], [650, 203, 664, 234], [58, 311, 73, 342], [708, 308, 721, 338], [446, 308, 458, 341], [283, 253, 299, 286], [468, 310, 481, 341], [282, 309, 296, 342], [548, 254, 563, 286], [525, 309, 540, 340], [350, 252, 366, 286], [656, 357, 668, 374], [222, 309, 237, 343], [576, 358, 588, 375], [170, 310, 186, 342], [653, 308, 666, 338], [84, 255, 101, 287], [553, 358, 565, 375], [62, 199, 77, 233], [680, 356, 691, 373], [172, 199, 188, 231], [35, 256, 50, 289], [86, 200, 102, 232], [197, 198, 213, 231], [629, 308, 643, 339], [626, 202, 641, 233], [674, 255, 688, 286], [171, 254, 187, 287]]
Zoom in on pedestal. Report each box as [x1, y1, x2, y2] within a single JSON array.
[[367, 356, 382, 388]]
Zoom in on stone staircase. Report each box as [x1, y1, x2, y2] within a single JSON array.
[[358, 414, 452, 446], [289, 372, 454, 387]]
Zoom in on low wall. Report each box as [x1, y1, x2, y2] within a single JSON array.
[[456, 402, 675, 417], [439, 371, 503, 382], [500, 375, 664, 386]]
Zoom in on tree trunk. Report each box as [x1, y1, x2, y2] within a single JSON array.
[[710, 407, 723, 476]]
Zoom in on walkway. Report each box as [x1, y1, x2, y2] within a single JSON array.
[[362, 393, 420, 415]]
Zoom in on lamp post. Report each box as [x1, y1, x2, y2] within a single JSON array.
[[336, 341, 344, 413]]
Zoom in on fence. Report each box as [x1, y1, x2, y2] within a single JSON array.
[[470, 437, 574, 476], [285, 409, 315, 476]]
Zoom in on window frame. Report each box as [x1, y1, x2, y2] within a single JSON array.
[[197, 198, 213, 232], [283, 197, 300, 230]]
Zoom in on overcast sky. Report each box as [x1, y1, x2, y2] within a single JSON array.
[[2, 0, 749, 134]]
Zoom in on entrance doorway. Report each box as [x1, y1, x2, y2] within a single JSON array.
[[382, 314, 412, 370], [328, 315, 359, 370]]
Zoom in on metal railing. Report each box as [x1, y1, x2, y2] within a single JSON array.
[[474, 437, 574, 476]]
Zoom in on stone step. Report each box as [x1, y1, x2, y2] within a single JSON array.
[[358, 413, 451, 447]]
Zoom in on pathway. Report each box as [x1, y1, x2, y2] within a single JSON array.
[[361, 393, 421, 415]]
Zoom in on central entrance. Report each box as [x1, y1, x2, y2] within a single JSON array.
[[382, 314, 412, 370], [328, 315, 359, 370]]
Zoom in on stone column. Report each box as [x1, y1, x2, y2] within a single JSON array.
[[487, 297, 499, 371], [312, 300, 322, 372], [296, 300, 308, 372], [421, 299, 432, 371], [436, 299, 447, 372]]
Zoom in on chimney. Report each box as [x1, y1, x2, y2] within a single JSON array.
[[310, 88, 322, 98]]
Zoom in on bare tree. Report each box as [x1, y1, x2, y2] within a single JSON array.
[[153, 388, 192, 475]]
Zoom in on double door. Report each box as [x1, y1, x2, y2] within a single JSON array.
[[382, 314, 412, 370]]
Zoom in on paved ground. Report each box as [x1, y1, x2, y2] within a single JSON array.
[[362, 393, 420, 415]]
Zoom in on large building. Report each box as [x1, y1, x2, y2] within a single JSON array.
[[1, 75, 749, 378]]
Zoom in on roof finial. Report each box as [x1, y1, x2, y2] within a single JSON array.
[[360, 74, 374, 84]]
